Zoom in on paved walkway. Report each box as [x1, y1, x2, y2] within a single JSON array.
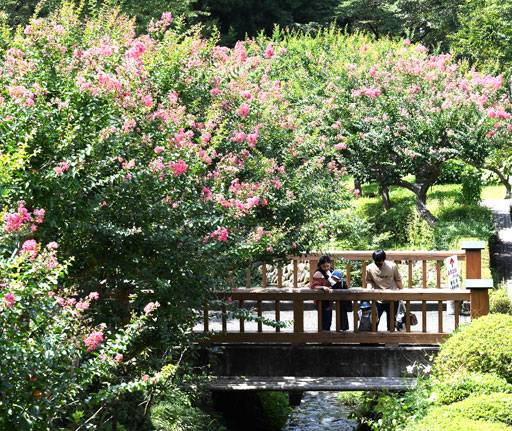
[[482, 199, 512, 296]]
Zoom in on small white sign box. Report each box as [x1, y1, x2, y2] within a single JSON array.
[[444, 255, 461, 290], [445, 255, 460, 315]]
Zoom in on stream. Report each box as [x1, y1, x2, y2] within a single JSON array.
[[283, 391, 358, 430]]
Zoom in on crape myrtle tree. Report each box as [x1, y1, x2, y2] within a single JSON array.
[[0, 5, 349, 346], [266, 30, 512, 225]]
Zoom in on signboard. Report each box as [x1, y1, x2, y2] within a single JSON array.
[[445, 255, 461, 290]]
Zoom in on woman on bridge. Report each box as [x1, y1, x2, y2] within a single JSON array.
[[311, 255, 350, 331]]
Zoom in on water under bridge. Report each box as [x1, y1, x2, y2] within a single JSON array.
[[195, 242, 492, 396]]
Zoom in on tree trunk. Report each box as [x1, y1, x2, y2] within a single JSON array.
[[416, 190, 438, 228], [466, 161, 511, 200], [379, 184, 391, 210], [494, 171, 512, 199], [394, 177, 438, 227], [354, 177, 362, 196]]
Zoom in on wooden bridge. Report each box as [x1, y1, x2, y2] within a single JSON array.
[[197, 242, 492, 393]]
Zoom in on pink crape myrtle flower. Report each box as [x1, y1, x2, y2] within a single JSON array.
[[21, 239, 38, 260], [264, 44, 274, 58], [88, 292, 100, 300], [144, 301, 160, 315], [54, 161, 70, 175], [169, 159, 188, 175], [47, 241, 58, 250], [115, 353, 123, 363], [76, 301, 89, 311], [210, 227, 229, 242], [236, 103, 250, 117], [84, 331, 103, 351], [3, 204, 35, 233], [4, 293, 15, 308], [154, 146, 164, 154]]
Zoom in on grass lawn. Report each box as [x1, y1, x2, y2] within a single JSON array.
[[332, 178, 499, 279]]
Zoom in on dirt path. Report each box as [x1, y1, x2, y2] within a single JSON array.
[[482, 199, 512, 296]]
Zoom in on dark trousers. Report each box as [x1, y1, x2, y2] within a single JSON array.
[[316, 300, 333, 331], [316, 301, 350, 331], [376, 301, 399, 331]]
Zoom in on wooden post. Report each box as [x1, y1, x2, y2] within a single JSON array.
[[467, 279, 492, 319], [309, 259, 318, 288], [293, 300, 304, 332], [262, 264, 267, 288], [204, 305, 209, 332], [239, 300, 245, 332], [275, 300, 280, 333], [293, 260, 298, 288], [462, 242, 486, 319], [317, 300, 323, 332], [462, 241, 485, 280]]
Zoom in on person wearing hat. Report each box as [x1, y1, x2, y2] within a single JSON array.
[[312, 255, 350, 331], [358, 301, 373, 332], [365, 249, 403, 331]]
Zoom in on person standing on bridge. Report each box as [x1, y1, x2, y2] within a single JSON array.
[[366, 249, 403, 331], [312, 255, 350, 331]]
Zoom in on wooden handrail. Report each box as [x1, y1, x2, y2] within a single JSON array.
[[286, 251, 467, 261], [215, 288, 470, 301]]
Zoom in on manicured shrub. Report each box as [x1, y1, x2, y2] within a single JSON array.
[[406, 415, 512, 431], [431, 393, 512, 425], [406, 393, 512, 430], [431, 372, 512, 405], [490, 285, 512, 315], [434, 314, 512, 383]]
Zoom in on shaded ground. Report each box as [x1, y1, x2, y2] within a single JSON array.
[[482, 199, 512, 297]]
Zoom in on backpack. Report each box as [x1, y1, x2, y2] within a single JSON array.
[[358, 311, 372, 332]]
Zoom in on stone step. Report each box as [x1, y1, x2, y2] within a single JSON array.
[[208, 376, 416, 392]]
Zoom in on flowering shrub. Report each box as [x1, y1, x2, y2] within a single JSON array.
[[0, 5, 348, 347], [0, 205, 168, 429]]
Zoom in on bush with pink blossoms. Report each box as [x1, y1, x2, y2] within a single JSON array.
[[0, 4, 347, 356], [0, 206, 170, 429]]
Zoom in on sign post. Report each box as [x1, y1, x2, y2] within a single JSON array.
[[445, 255, 461, 314]]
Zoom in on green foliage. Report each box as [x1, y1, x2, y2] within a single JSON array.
[[257, 391, 292, 431], [451, 0, 512, 76], [150, 390, 225, 431], [406, 414, 512, 431], [433, 201, 495, 250], [490, 285, 512, 315], [436, 159, 473, 184], [349, 371, 433, 431], [431, 372, 512, 405], [414, 393, 512, 427], [461, 171, 483, 205], [434, 314, 512, 383], [406, 212, 434, 249], [334, 0, 461, 50]]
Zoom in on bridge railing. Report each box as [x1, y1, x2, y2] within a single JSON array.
[[200, 244, 491, 344], [203, 283, 491, 344], [245, 242, 485, 290]]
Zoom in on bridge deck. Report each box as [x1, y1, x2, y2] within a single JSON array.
[[209, 376, 416, 392]]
